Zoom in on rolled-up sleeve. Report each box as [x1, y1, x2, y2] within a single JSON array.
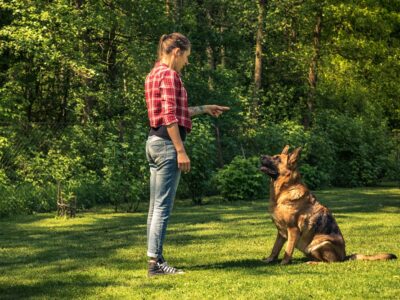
[[160, 70, 180, 125]]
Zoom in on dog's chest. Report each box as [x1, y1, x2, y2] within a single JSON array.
[[269, 201, 309, 238], [270, 208, 289, 238]]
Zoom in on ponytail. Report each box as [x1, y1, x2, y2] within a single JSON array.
[[158, 34, 168, 61], [157, 33, 191, 61]]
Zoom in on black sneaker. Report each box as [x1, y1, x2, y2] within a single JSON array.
[[148, 259, 184, 277]]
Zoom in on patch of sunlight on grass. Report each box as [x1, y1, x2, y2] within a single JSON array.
[[25, 216, 95, 228]]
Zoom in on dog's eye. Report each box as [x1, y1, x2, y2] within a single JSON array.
[[273, 156, 281, 162]]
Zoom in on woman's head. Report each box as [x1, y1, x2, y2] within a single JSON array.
[[158, 33, 191, 72]]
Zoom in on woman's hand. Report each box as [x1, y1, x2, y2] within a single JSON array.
[[177, 150, 191, 173], [204, 105, 230, 117]]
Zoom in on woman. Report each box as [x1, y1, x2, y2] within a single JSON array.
[[145, 32, 229, 277]]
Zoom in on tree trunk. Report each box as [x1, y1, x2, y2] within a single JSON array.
[[206, 45, 215, 90], [254, 0, 266, 93], [59, 67, 70, 123], [105, 26, 117, 87], [213, 123, 224, 167], [305, 10, 322, 129], [74, 1, 95, 124], [219, 5, 226, 67], [166, 0, 171, 16], [75, 0, 83, 9], [252, 0, 266, 119]]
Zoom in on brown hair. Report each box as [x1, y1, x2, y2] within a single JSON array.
[[157, 33, 191, 60]]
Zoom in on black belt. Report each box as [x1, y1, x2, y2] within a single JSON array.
[[149, 125, 187, 141]]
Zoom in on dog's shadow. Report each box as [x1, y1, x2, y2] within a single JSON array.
[[190, 257, 310, 271]]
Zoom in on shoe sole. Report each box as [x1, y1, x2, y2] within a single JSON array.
[[148, 271, 185, 278]]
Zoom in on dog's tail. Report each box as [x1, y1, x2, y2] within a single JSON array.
[[346, 253, 397, 261]]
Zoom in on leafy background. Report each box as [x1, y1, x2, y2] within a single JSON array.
[[0, 0, 399, 216]]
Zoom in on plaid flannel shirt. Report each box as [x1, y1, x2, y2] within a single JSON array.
[[145, 62, 192, 133]]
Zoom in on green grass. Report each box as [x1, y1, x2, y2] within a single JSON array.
[[1, 187, 399, 299]]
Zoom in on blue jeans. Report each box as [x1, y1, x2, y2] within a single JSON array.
[[146, 135, 181, 259]]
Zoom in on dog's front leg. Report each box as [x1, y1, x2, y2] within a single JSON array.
[[281, 227, 300, 265], [263, 232, 286, 263]]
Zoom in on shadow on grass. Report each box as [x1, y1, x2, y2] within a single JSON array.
[[0, 213, 145, 267], [0, 212, 152, 298], [0, 274, 105, 300], [0, 187, 398, 298], [313, 188, 400, 214], [189, 257, 319, 275]]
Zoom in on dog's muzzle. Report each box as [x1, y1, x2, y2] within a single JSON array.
[[260, 155, 279, 179]]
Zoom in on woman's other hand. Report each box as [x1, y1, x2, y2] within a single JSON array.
[[177, 150, 191, 173]]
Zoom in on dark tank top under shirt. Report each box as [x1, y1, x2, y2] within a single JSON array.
[[149, 125, 187, 142]]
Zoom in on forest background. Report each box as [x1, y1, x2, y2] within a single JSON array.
[[0, 0, 399, 216]]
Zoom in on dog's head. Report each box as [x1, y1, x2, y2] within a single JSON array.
[[260, 145, 302, 180]]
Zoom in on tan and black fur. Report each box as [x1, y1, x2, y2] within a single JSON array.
[[260, 145, 397, 265]]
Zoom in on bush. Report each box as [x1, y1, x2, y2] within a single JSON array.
[[385, 130, 400, 183], [214, 156, 267, 201], [299, 164, 330, 190], [74, 178, 104, 209], [101, 121, 149, 212], [0, 184, 25, 217], [0, 182, 57, 217], [238, 120, 331, 189], [179, 119, 216, 204], [234, 113, 392, 189], [315, 112, 392, 187]]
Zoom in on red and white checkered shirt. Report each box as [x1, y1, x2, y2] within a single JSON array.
[[145, 62, 192, 133]]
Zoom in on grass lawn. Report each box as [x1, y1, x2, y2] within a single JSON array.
[[0, 187, 399, 299]]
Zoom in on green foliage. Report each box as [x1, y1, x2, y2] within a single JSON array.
[[214, 156, 267, 201], [386, 130, 400, 184], [0, 182, 57, 217], [315, 112, 392, 187], [235, 115, 392, 189], [180, 119, 216, 204], [0, 1, 399, 215], [236, 120, 327, 189], [0, 184, 26, 217], [101, 121, 149, 212]]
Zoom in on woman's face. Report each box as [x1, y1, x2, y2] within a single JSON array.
[[175, 48, 190, 72]]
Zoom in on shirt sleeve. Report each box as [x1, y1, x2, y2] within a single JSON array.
[[160, 70, 180, 126]]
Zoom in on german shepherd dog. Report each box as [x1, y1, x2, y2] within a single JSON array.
[[260, 145, 397, 264]]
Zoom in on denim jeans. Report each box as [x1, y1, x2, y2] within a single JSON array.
[[146, 135, 181, 259]]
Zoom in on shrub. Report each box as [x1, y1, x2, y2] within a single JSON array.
[[316, 112, 391, 187], [101, 121, 149, 212], [299, 164, 330, 190], [0, 184, 23, 217], [0, 182, 57, 217], [238, 120, 331, 189], [180, 119, 216, 204], [385, 130, 400, 183], [214, 156, 267, 201]]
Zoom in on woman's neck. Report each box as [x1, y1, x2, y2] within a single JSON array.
[[160, 56, 177, 71]]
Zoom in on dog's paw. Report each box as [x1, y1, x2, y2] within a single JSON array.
[[306, 261, 321, 265], [280, 259, 291, 265], [262, 256, 277, 264]]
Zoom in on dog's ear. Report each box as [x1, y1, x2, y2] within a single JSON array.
[[288, 147, 302, 167], [281, 145, 290, 155]]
